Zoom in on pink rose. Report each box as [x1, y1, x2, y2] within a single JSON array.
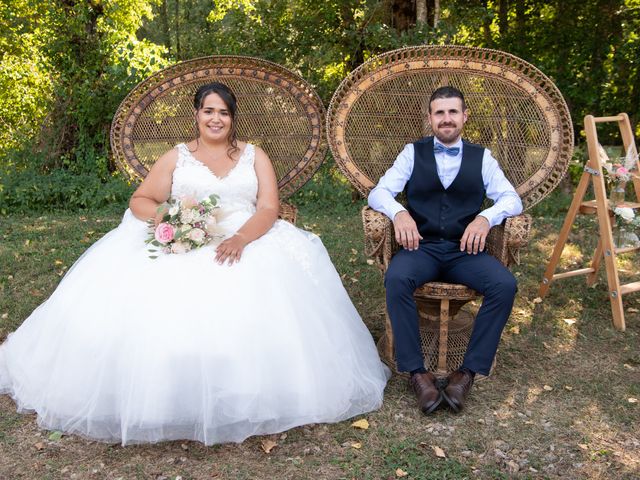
[[154, 223, 175, 244], [617, 167, 628, 175]]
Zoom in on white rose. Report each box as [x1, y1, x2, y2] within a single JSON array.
[[614, 207, 635, 222], [170, 241, 190, 254], [188, 228, 206, 244], [168, 204, 180, 216], [180, 209, 195, 224], [191, 210, 202, 223]]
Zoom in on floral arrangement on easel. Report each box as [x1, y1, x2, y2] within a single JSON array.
[[598, 144, 640, 248]]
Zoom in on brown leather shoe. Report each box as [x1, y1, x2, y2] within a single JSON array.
[[442, 369, 474, 413], [409, 372, 443, 415]]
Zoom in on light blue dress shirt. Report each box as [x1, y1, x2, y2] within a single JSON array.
[[367, 139, 523, 228]]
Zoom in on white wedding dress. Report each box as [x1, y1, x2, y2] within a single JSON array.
[[0, 144, 389, 445]]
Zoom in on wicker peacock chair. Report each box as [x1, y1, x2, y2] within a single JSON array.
[[110, 56, 327, 224], [327, 45, 574, 376]]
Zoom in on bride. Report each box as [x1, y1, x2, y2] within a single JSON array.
[[0, 82, 389, 446]]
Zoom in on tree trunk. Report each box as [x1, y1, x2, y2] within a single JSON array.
[[174, 0, 181, 59], [515, 0, 525, 46], [416, 0, 427, 25], [391, 0, 415, 32], [481, 0, 493, 46], [498, 0, 508, 37], [340, 4, 365, 72], [433, 0, 440, 27], [162, 0, 171, 54]]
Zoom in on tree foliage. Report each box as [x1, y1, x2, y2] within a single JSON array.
[[0, 0, 638, 189], [0, 0, 168, 177]]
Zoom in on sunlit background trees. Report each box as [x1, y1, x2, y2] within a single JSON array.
[[1, 0, 638, 211]]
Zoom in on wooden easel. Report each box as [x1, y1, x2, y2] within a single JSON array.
[[539, 113, 640, 331]]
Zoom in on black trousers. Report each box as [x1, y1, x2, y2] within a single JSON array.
[[384, 240, 517, 376]]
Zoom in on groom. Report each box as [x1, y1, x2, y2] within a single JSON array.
[[368, 86, 523, 414]]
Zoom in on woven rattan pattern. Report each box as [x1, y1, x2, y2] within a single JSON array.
[[378, 312, 487, 378], [111, 56, 327, 200], [327, 45, 574, 210], [362, 206, 532, 272]]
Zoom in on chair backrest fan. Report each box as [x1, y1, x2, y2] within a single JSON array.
[[327, 45, 574, 210], [111, 56, 327, 199]]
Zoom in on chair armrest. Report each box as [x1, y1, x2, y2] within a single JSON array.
[[362, 206, 396, 273], [486, 214, 532, 267], [279, 202, 298, 224], [363, 207, 531, 270]]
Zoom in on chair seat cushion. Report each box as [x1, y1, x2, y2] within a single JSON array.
[[415, 282, 478, 300]]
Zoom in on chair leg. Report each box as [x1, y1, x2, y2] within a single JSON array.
[[437, 299, 450, 376], [383, 310, 395, 367]]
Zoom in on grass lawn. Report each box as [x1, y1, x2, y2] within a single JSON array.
[[0, 186, 639, 479]]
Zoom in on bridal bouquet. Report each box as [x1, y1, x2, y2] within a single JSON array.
[[146, 194, 223, 258]]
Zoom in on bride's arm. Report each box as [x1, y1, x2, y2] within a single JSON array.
[[129, 149, 178, 222], [215, 146, 279, 265]]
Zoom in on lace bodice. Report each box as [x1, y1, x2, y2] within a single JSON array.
[[171, 143, 258, 216]]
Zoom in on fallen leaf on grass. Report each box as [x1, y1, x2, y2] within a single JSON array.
[[1, 313, 7, 319], [628, 398, 638, 404], [48, 431, 63, 441], [366, 259, 375, 265], [626, 308, 639, 313], [532, 297, 543, 304], [623, 364, 636, 371], [432, 445, 446, 458], [395, 468, 408, 477], [509, 325, 520, 334], [351, 419, 369, 430], [34, 442, 44, 450], [564, 385, 573, 391], [351, 442, 362, 449], [563, 318, 577, 325], [578, 443, 588, 450], [54, 260, 63, 266], [505, 460, 520, 473], [542, 342, 551, 349], [543, 385, 553, 391], [260, 439, 278, 453]]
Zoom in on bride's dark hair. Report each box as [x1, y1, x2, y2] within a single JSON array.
[[193, 82, 239, 156]]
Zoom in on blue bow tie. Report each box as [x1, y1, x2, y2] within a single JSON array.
[[434, 144, 460, 156]]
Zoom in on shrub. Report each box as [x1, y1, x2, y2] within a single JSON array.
[[0, 167, 134, 215]]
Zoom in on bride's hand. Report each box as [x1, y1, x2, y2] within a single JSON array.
[[215, 234, 248, 265]]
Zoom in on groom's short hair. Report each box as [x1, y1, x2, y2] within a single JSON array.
[[428, 86, 466, 112]]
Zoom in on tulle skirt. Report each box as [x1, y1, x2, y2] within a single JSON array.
[[0, 209, 389, 445]]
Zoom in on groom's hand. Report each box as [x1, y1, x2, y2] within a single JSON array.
[[393, 211, 422, 251], [460, 215, 490, 254]]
